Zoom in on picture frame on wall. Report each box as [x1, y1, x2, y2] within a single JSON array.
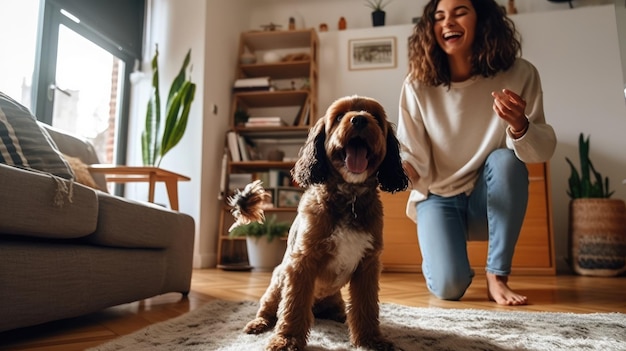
[[276, 187, 304, 208], [348, 36, 397, 71]]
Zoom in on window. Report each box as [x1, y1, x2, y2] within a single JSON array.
[[0, 0, 40, 110], [32, 0, 144, 168]]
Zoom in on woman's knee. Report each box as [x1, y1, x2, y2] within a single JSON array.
[[485, 149, 528, 189], [426, 271, 472, 301], [486, 149, 528, 178]]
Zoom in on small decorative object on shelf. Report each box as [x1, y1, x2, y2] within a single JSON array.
[[289, 17, 295, 30], [319, 23, 328, 32], [261, 22, 282, 31], [507, 0, 518, 14], [547, 0, 573, 9], [263, 51, 282, 63], [267, 149, 285, 161], [338, 16, 347, 30], [240, 52, 256, 64]]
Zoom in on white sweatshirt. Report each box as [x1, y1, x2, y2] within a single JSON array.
[[397, 58, 557, 222]]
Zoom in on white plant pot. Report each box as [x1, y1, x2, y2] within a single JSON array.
[[246, 236, 287, 272]]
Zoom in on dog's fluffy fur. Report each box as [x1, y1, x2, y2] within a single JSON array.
[[228, 180, 271, 231], [230, 95, 408, 351]]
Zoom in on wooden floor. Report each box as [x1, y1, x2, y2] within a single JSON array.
[[1, 269, 625, 350]]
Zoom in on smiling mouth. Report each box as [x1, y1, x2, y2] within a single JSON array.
[[443, 31, 463, 41], [344, 138, 369, 174]]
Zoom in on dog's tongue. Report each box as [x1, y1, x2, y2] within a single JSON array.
[[345, 144, 368, 174]]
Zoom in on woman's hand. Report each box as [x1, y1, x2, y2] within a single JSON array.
[[402, 161, 420, 185], [492, 89, 528, 136]]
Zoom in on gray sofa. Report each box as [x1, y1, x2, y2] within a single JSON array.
[[0, 108, 195, 332]]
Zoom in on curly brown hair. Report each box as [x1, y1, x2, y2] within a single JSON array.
[[408, 0, 521, 87]]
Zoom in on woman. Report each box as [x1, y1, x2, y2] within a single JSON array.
[[397, 0, 556, 305]]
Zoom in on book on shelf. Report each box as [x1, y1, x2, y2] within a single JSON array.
[[228, 131, 259, 161], [226, 131, 241, 161], [293, 97, 310, 126], [233, 76, 271, 92], [237, 135, 250, 161], [245, 116, 287, 127]]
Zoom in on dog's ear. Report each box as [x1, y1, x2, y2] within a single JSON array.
[[378, 123, 409, 193], [291, 118, 328, 187]]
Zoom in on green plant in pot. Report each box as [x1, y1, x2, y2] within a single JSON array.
[[365, 0, 392, 27], [229, 215, 290, 272], [565, 133, 613, 199], [565, 133, 626, 277], [142, 45, 196, 167]]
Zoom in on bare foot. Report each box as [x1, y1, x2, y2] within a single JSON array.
[[486, 273, 528, 306]]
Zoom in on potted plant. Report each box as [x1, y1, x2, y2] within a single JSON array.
[[234, 108, 249, 126], [365, 0, 392, 27], [565, 133, 626, 276], [229, 215, 290, 272], [142, 45, 196, 167]]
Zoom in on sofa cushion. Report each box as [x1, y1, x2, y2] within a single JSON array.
[[0, 163, 98, 238], [85, 192, 188, 249], [0, 92, 74, 179], [41, 122, 109, 192]]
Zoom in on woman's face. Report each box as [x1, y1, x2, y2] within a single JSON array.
[[433, 0, 477, 59]]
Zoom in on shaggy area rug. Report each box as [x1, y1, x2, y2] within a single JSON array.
[[88, 300, 626, 351]]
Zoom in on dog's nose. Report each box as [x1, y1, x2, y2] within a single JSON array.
[[351, 115, 367, 130]]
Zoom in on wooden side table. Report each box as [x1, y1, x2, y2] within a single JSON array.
[[87, 165, 190, 211]]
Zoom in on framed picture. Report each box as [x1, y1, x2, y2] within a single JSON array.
[[348, 37, 397, 71], [276, 187, 304, 208]]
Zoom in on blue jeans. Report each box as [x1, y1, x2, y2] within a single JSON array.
[[415, 149, 529, 300]]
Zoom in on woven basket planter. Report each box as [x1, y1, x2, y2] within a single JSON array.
[[569, 198, 626, 276]]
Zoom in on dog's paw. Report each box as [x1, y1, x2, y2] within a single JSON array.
[[244, 317, 273, 334], [355, 337, 396, 351], [266, 334, 305, 351]]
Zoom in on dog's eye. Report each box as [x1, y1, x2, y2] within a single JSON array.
[[336, 113, 345, 122]]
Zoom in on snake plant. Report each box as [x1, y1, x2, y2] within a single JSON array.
[[141, 45, 196, 167], [364, 0, 392, 11], [565, 133, 613, 199]]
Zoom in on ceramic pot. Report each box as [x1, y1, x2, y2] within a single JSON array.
[[263, 51, 282, 64], [245, 236, 286, 272], [372, 10, 385, 27], [240, 53, 256, 65]]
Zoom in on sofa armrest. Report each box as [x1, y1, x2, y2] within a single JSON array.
[[0, 163, 98, 239]]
